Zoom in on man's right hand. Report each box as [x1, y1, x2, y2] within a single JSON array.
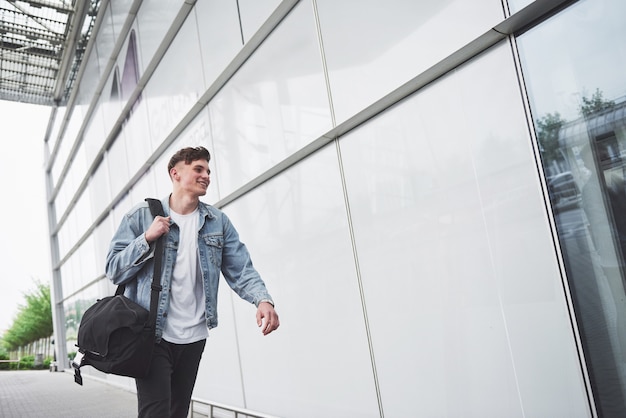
[[145, 216, 171, 242]]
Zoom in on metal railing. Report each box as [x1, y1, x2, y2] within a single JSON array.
[[188, 397, 282, 418]]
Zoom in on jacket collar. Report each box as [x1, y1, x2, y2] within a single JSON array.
[[162, 195, 216, 220]]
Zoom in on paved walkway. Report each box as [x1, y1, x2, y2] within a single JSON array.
[[0, 369, 137, 417]]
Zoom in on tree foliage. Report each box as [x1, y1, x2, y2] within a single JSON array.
[[536, 112, 566, 162], [536, 88, 615, 164], [2, 282, 53, 351], [580, 88, 615, 117]]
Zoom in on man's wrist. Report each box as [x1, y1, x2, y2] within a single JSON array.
[[259, 299, 274, 307]]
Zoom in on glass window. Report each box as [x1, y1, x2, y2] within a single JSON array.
[[518, 0, 626, 414], [65, 283, 99, 351]]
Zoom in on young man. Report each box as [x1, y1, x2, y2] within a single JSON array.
[[105, 146, 279, 418]]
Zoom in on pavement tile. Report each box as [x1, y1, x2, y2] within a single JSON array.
[[0, 370, 137, 417]]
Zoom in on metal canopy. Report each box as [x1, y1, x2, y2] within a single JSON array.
[[0, 0, 99, 106]]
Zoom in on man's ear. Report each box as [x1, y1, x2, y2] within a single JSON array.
[[170, 167, 178, 181]]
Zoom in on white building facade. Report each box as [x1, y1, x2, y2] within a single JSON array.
[[45, 0, 626, 416]]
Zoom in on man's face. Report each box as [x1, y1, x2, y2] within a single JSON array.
[[172, 159, 211, 196]]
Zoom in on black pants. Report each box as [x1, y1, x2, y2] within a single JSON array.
[[136, 338, 206, 418]]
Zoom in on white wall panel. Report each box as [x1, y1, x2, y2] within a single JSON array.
[[72, 182, 92, 242], [194, 283, 246, 407], [194, 0, 243, 87], [56, 210, 71, 259], [509, 0, 534, 13], [54, 167, 74, 219], [123, 100, 152, 175], [144, 10, 204, 151], [315, 0, 504, 124], [89, 160, 112, 219], [106, 131, 130, 200], [93, 217, 115, 277], [100, 66, 123, 143], [135, 0, 184, 74], [129, 168, 158, 205], [76, 235, 97, 287], [94, 3, 115, 74], [237, 0, 282, 43], [111, 192, 133, 228], [339, 43, 588, 417], [209, 0, 332, 198], [224, 146, 380, 417], [51, 106, 82, 187], [78, 49, 102, 105], [63, 253, 79, 298], [82, 103, 106, 166], [110, 0, 134, 42], [46, 106, 66, 152]]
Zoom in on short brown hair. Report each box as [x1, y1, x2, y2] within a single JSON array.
[[168, 146, 211, 175]]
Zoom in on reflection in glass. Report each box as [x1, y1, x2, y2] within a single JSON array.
[[519, 0, 626, 414]]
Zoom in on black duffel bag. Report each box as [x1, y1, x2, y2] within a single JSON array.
[[72, 198, 164, 385], [74, 294, 153, 381]]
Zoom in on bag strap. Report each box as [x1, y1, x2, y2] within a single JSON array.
[[144, 198, 165, 330], [114, 198, 165, 331]]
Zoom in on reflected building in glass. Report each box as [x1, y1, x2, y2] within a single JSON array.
[[44, 0, 626, 416]]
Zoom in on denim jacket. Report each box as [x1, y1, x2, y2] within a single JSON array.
[[105, 196, 273, 342]]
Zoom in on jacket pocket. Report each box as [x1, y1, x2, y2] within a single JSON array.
[[202, 234, 223, 267]]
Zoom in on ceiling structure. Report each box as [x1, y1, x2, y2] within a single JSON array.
[[0, 0, 99, 107]]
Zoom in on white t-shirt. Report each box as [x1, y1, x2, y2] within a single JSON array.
[[162, 207, 208, 343]]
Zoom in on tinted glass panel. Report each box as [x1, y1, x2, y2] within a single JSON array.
[[518, 0, 626, 414]]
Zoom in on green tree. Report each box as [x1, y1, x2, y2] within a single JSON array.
[[2, 282, 53, 351], [580, 88, 615, 117], [536, 112, 566, 163]]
